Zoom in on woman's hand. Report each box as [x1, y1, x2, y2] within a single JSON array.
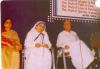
[[35, 43, 41, 48], [43, 44, 49, 48], [15, 45, 22, 51], [2, 40, 14, 48]]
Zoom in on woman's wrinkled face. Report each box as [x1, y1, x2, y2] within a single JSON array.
[[4, 19, 12, 29], [64, 20, 71, 32], [35, 23, 45, 33]]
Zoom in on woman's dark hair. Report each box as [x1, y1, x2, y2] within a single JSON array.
[[3, 18, 12, 23], [1, 18, 12, 32]]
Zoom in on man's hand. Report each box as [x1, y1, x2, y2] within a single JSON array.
[[64, 45, 70, 49]]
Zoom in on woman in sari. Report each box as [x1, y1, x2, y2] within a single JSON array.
[[56, 18, 94, 69], [24, 21, 52, 69], [1, 18, 22, 69]]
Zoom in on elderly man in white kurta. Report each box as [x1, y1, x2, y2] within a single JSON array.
[[24, 21, 52, 69], [56, 19, 94, 69]]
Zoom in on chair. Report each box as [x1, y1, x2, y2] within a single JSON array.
[[56, 47, 71, 69], [51, 48, 56, 69]]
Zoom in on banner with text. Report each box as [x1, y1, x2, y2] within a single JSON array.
[[53, 0, 99, 19]]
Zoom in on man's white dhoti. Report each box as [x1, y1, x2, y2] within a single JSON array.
[[57, 30, 94, 69]]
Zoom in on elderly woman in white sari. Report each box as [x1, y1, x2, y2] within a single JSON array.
[[56, 18, 94, 69], [24, 21, 52, 69]]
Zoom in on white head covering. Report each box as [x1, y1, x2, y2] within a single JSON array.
[[29, 21, 46, 34], [24, 21, 50, 48]]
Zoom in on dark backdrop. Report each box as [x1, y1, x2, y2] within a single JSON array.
[[1, 0, 100, 49]]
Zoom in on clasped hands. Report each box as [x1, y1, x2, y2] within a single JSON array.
[[35, 43, 49, 48]]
